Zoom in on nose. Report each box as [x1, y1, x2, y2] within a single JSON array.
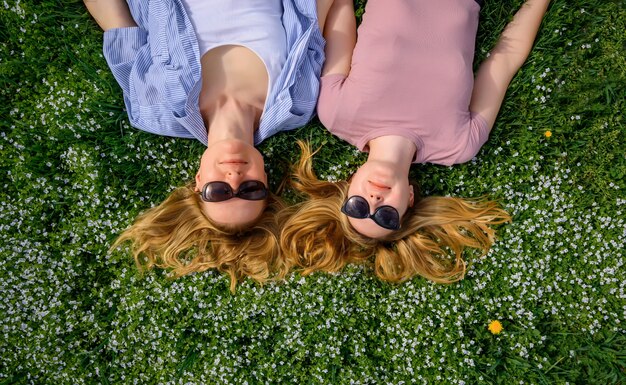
[[367, 192, 383, 209], [224, 170, 244, 188]]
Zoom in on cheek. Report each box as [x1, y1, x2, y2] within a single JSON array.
[[251, 162, 268, 182], [196, 163, 223, 186], [347, 171, 369, 196], [393, 187, 411, 215], [347, 181, 363, 199]]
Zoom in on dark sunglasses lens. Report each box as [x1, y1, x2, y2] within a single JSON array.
[[343, 196, 369, 218], [204, 182, 232, 202], [374, 207, 400, 230], [237, 181, 267, 200]]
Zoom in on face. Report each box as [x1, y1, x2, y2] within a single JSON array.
[[195, 139, 268, 227], [345, 159, 414, 239]]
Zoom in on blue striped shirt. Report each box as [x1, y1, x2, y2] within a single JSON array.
[[102, 0, 325, 145]]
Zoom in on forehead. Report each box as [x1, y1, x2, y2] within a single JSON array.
[[200, 199, 266, 226], [348, 217, 394, 239]]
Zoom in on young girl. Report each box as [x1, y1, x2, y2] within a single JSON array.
[[85, 0, 340, 290], [281, 0, 550, 282]]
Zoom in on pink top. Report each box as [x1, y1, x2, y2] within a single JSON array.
[[318, 0, 489, 166]]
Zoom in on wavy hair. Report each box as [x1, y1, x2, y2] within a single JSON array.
[[113, 183, 287, 292], [280, 141, 512, 283]]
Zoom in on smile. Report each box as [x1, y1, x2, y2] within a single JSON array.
[[369, 180, 391, 189]]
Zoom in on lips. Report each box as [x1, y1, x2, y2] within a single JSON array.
[[220, 160, 248, 165], [369, 180, 391, 189]]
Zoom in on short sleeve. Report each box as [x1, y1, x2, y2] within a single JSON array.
[[456, 112, 490, 163], [103, 27, 148, 94], [317, 73, 347, 130]]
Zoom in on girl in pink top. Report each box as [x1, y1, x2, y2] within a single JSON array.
[[281, 0, 551, 283]]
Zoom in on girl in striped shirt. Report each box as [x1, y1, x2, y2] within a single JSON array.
[[85, 0, 340, 291]]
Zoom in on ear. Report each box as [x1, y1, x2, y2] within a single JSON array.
[[408, 184, 415, 207], [194, 172, 201, 192]]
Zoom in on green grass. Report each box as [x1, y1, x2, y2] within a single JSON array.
[[1, 0, 625, 383]]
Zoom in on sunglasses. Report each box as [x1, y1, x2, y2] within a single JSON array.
[[340, 195, 401, 230], [198, 180, 268, 202]]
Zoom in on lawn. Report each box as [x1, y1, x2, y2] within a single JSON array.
[[1, 0, 625, 384]]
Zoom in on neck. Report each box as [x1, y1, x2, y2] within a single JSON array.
[[203, 96, 259, 146], [367, 135, 416, 176]]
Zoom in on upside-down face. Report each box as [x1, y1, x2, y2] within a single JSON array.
[[195, 139, 268, 227], [344, 159, 414, 239]]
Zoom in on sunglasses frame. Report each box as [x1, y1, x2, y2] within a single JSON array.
[[340, 195, 401, 230], [198, 180, 268, 202]]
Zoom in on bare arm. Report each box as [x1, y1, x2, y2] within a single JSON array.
[[84, 0, 137, 31], [320, 0, 357, 77], [470, 0, 551, 130]]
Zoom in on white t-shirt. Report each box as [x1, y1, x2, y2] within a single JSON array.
[[180, 0, 288, 98]]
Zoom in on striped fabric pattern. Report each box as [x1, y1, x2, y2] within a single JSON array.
[[102, 0, 325, 146]]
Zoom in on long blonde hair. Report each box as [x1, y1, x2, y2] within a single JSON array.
[[113, 183, 287, 292], [280, 141, 511, 283]]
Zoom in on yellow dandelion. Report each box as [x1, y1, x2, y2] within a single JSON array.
[[544, 130, 552, 138], [488, 320, 503, 334]]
